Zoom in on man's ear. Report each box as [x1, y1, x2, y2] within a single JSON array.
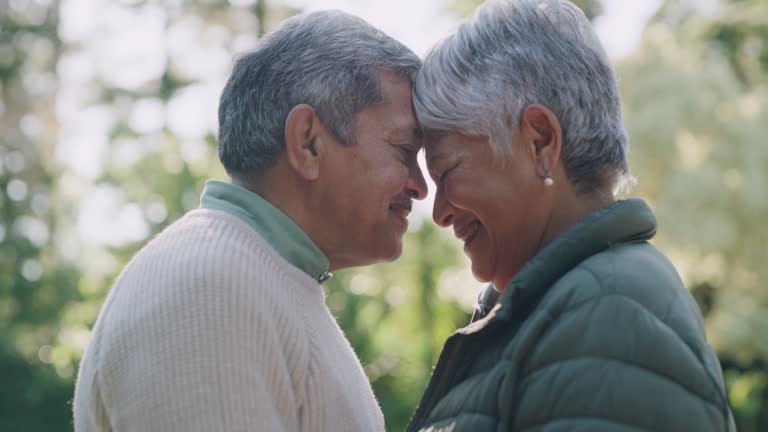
[[284, 104, 324, 181], [519, 104, 563, 178]]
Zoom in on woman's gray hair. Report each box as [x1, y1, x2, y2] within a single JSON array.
[[218, 10, 420, 177], [414, 0, 634, 194]]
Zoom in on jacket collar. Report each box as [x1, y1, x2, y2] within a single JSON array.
[[459, 198, 657, 334]]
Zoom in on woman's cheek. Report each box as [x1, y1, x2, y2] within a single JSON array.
[[443, 180, 465, 206]]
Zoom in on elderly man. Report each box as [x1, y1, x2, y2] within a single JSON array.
[[74, 11, 426, 432]]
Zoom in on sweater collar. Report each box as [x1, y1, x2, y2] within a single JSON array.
[[462, 198, 657, 332], [199, 180, 331, 283]]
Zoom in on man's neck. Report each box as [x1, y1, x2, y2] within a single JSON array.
[[233, 172, 342, 268]]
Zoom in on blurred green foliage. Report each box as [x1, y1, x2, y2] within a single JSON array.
[[0, 0, 767, 431], [619, 1, 768, 429], [325, 222, 473, 431]]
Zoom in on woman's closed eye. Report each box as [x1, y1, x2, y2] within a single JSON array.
[[430, 164, 454, 185]]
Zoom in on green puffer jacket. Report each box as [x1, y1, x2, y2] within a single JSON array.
[[407, 199, 735, 432]]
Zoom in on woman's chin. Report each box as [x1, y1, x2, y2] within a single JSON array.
[[470, 262, 493, 284]]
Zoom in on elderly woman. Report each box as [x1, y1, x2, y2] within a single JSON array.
[[407, 0, 735, 431]]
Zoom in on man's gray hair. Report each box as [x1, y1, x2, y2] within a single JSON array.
[[218, 10, 420, 177], [414, 0, 633, 193]]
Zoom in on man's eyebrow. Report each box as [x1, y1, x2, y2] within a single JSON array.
[[389, 126, 423, 145]]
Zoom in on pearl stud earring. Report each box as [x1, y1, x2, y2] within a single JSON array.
[[544, 176, 554, 187]]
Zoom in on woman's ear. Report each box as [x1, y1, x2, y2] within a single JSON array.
[[519, 104, 563, 178], [284, 104, 324, 181]]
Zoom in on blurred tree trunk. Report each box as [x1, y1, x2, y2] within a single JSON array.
[[255, 0, 267, 37]]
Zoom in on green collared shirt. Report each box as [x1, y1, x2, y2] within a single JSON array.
[[199, 180, 332, 283]]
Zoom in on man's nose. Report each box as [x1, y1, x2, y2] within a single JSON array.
[[406, 162, 428, 200]]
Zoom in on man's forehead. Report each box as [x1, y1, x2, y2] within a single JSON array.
[[382, 113, 421, 141], [359, 107, 417, 137]]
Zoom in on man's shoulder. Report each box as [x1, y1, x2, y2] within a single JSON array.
[[110, 209, 314, 313], [90, 209, 316, 360], [131, 208, 281, 272]]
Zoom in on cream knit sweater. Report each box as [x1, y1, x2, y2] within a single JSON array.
[[73, 209, 385, 431]]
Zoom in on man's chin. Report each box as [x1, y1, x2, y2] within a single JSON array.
[[388, 208, 410, 234], [373, 238, 403, 263]]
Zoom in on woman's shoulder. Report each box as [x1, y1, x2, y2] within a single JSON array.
[[543, 240, 706, 346], [575, 240, 686, 303]]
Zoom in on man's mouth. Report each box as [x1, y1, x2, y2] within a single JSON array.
[[389, 199, 412, 232], [389, 206, 411, 218], [389, 198, 412, 215]]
